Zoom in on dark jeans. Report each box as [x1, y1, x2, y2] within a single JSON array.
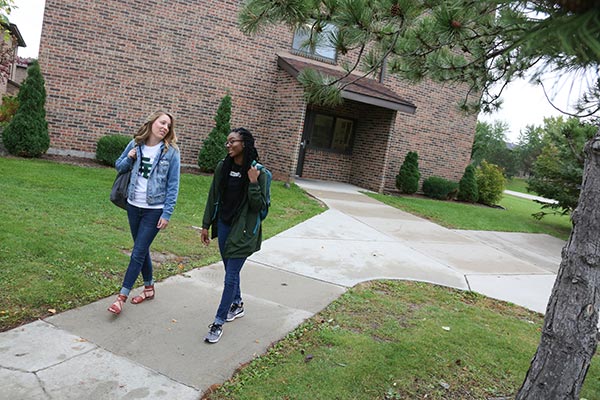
[[214, 219, 246, 325], [121, 204, 162, 295]]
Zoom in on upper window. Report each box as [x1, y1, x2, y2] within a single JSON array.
[[308, 112, 355, 153], [292, 22, 337, 62]]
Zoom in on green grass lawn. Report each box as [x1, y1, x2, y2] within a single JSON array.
[[3, 157, 595, 399], [208, 281, 600, 399], [506, 177, 530, 193], [204, 185, 589, 399], [366, 191, 572, 240], [0, 156, 324, 331]]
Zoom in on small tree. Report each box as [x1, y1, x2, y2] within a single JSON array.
[[471, 120, 518, 178], [198, 93, 231, 172], [457, 164, 478, 203], [515, 124, 545, 177], [476, 161, 505, 206], [396, 151, 420, 194], [527, 116, 596, 217], [2, 60, 49, 157]]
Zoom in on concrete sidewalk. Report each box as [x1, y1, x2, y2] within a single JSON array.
[[0, 179, 566, 399], [504, 189, 558, 204]]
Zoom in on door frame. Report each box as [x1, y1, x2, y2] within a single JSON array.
[[295, 111, 314, 176]]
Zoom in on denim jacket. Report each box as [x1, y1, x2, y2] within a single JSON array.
[[115, 139, 180, 221]]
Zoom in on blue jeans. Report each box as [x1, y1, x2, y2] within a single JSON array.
[[214, 219, 246, 325], [120, 204, 162, 296]]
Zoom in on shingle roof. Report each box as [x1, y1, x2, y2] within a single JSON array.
[[277, 53, 416, 114], [3, 23, 26, 47]]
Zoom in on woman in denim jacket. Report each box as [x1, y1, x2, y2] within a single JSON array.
[[108, 110, 181, 315]]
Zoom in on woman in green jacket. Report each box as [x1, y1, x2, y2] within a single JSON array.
[[200, 127, 268, 343]]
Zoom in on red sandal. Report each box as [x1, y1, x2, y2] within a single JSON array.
[[108, 294, 127, 314], [131, 285, 155, 304]]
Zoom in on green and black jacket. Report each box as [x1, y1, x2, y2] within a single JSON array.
[[201, 160, 268, 258]]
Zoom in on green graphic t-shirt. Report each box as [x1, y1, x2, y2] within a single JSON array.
[[129, 143, 163, 208]]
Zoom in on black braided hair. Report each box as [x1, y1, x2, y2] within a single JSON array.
[[219, 127, 260, 197]]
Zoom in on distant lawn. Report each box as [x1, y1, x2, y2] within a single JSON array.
[[0, 156, 324, 331], [506, 177, 530, 194], [366, 192, 571, 240]]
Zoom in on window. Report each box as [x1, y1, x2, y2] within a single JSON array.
[[331, 118, 354, 151], [291, 21, 337, 62], [308, 112, 355, 153]]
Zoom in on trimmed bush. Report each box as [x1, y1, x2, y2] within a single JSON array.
[[198, 93, 231, 172], [457, 164, 479, 203], [2, 60, 49, 157], [476, 161, 506, 206], [396, 151, 420, 194], [422, 176, 458, 200], [96, 134, 132, 166]]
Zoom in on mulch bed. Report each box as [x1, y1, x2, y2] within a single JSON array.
[[37, 153, 203, 175], [41, 154, 109, 169]]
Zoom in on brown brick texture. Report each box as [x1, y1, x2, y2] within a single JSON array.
[[39, 0, 476, 193]]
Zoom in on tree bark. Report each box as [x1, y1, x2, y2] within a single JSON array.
[[516, 127, 600, 399]]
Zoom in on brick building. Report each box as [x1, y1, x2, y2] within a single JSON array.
[[0, 23, 26, 97], [12, 57, 31, 86], [38, 0, 477, 192]]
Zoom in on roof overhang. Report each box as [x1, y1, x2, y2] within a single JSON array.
[[2, 22, 26, 47], [277, 53, 416, 114]]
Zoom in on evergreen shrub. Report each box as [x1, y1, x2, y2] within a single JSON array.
[[96, 134, 132, 166], [457, 164, 479, 203], [396, 151, 420, 194], [476, 161, 506, 206], [422, 176, 459, 200], [198, 93, 231, 172], [2, 60, 49, 157]]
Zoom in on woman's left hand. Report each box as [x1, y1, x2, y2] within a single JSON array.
[[157, 218, 169, 229], [248, 165, 260, 183]]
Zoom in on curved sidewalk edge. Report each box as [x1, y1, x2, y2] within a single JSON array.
[[504, 189, 558, 204], [0, 178, 566, 399]]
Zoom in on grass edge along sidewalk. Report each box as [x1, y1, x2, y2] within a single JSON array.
[[206, 182, 582, 399], [366, 190, 571, 241], [3, 158, 591, 399], [205, 280, 600, 399], [0, 156, 324, 332]]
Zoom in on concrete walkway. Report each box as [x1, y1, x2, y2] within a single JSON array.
[[504, 189, 558, 204], [0, 179, 566, 399]]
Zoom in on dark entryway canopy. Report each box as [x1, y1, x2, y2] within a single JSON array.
[[277, 53, 416, 114]]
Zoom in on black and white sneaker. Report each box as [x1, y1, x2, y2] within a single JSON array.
[[226, 302, 245, 322], [204, 323, 223, 343]]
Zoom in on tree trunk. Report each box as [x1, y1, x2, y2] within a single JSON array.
[[516, 128, 600, 399]]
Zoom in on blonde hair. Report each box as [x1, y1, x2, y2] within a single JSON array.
[[134, 110, 177, 150]]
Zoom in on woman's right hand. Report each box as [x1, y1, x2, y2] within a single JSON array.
[[201, 228, 210, 246], [128, 147, 137, 160]]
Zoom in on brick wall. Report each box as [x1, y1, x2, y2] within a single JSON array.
[[39, 0, 476, 192], [39, 0, 292, 164], [0, 36, 17, 97], [261, 68, 308, 181], [336, 41, 478, 192], [384, 78, 477, 190], [13, 64, 28, 85]]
